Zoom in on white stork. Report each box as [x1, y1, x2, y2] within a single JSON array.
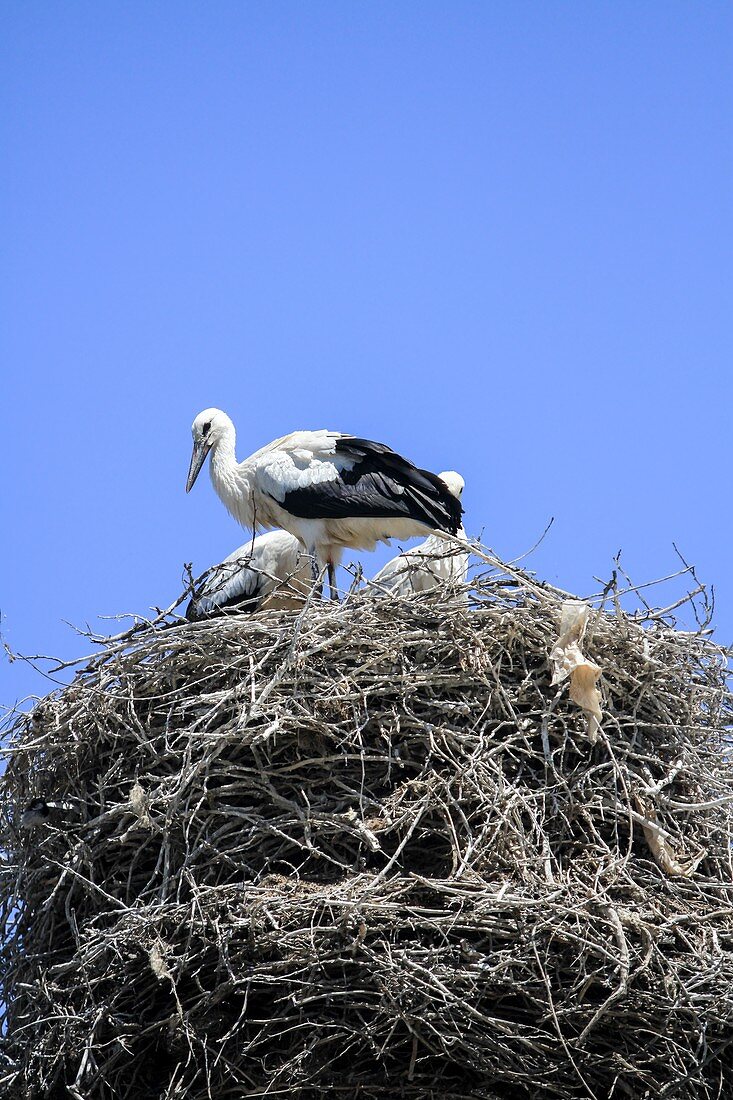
[[186, 530, 311, 620], [368, 471, 469, 597], [185, 408, 463, 599]]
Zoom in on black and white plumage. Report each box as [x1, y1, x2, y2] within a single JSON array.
[[186, 530, 312, 620], [20, 798, 74, 830], [185, 409, 463, 598], [368, 471, 470, 598]]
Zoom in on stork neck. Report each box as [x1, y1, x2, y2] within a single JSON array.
[[209, 434, 255, 529]]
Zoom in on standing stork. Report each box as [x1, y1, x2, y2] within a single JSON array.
[[185, 408, 463, 599], [368, 471, 469, 597], [186, 530, 311, 620]]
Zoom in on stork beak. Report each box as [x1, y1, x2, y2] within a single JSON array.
[[186, 439, 211, 493]]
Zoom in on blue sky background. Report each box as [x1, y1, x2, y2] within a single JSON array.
[[1, 2, 731, 713]]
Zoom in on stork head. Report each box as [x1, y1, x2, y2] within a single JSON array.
[[438, 471, 465, 499], [186, 408, 232, 492]]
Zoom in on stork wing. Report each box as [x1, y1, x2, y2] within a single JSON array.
[[186, 556, 262, 619], [259, 436, 463, 534]]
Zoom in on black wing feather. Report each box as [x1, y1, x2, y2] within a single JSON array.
[[278, 437, 463, 534], [186, 562, 263, 621]]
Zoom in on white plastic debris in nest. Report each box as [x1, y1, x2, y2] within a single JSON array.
[[633, 793, 706, 878], [549, 600, 603, 743], [129, 781, 152, 829]]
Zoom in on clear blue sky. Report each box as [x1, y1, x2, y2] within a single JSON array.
[[1, 2, 731, 712]]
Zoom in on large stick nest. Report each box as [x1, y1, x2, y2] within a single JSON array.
[[1, 558, 732, 1099]]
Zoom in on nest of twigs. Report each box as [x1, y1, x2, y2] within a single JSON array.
[[1, 555, 732, 1100]]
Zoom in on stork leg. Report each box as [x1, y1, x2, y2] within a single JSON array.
[[327, 561, 339, 602]]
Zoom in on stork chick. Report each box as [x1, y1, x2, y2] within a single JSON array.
[[186, 530, 312, 619]]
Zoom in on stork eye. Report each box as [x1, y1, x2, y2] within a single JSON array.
[[202, 421, 212, 435]]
